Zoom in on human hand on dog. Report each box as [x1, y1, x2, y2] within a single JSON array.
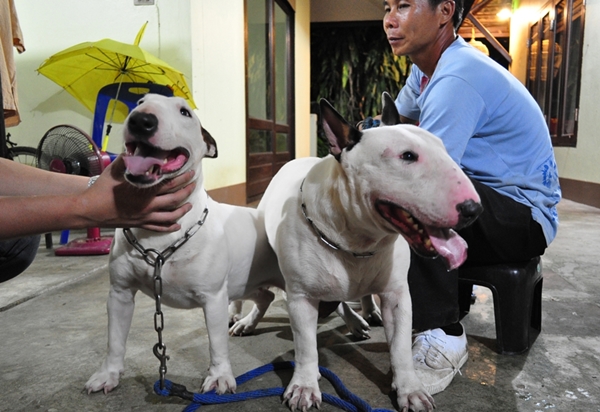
[[0, 155, 194, 240], [83, 154, 196, 232]]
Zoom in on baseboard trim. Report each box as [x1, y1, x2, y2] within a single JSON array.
[[207, 182, 247, 206], [559, 177, 600, 209], [207, 178, 600, 210]]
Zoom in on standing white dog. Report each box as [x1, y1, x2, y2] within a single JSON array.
[[85, 94, 284, 395], [259, 93, 482, 411]]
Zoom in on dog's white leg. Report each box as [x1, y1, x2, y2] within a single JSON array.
[[284, 295, 322, 411], [228, 300, 243, 325], [361, 295, 383, 326], [201, 288, 237, 394], [85, 285, 136, 394], [229, 287, 275, 336], [379, 289, 435, 411], [336, 302, 371, 340]]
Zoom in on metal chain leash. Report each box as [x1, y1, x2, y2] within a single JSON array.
[[123, 207, 209, 389]]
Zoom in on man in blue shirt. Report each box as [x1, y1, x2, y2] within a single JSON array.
[[381, 0, 561, 395]]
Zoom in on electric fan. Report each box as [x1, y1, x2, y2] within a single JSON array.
[[37, 125, 113, 256]]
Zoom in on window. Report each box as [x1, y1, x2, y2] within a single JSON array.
[[526, 0, 585, 147], [245, 0, 295, 202]]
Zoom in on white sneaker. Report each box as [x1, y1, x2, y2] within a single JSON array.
[[412, 326, 468, 395]]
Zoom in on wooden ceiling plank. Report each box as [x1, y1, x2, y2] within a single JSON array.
[[466, 12, 512, 63], [470, 0, 494, 15]]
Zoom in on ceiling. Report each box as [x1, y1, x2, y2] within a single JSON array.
[[310, 0, 513, 39], [459, 0, 513, 39]]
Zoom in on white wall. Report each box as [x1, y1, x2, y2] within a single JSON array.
[[295, 0, 312, 158], [510, 0, 600, 185], [12, 0, 191, 154], [556, 0, 600, 183], [189, 1, 246, 190], [9, 0, 313, 192]]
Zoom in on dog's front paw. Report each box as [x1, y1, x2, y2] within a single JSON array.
[[283, 381, 322, 411], [393, 381, 435, 412], [201, 367, 236, 394], [85, 369, 121, 394]]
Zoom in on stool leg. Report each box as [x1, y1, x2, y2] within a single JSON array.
[[460, 258, 542, 354], [44, 233, 53, 249], [486, 265, 541, 354], [458, 281, 474, 320]]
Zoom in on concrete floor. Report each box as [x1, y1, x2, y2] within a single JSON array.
[[0, 199, 598, 412]]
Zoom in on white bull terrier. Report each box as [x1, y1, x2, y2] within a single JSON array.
[[258, 93, 483, 411], [85, 94, 285, 395]]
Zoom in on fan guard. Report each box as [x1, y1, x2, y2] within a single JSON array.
[[37, 125, 103, 176], [37, 124, 112, 256]]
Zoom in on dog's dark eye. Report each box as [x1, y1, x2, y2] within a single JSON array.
[[137, 99, 145, 106], [400, 151, 418, 162], [180, 108, 192, 117]]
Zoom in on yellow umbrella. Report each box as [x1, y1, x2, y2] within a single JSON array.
[[37, 22, 196, 117]]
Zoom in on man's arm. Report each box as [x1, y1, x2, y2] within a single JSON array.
[[0, 157, 89, 196], [0, 155, 196, 240]]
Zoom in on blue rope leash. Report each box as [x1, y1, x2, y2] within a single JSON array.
[[154, 361, 394, 412]]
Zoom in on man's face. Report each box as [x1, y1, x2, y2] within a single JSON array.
[[383, 0, 443, 58]]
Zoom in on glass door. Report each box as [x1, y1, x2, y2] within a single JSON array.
[[246, 0, 295, 202]]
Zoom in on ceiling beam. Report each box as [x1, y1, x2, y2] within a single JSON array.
[[470, 0, 494, 15], [466, 12, 512, 64]]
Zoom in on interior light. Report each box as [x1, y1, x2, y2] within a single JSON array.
[[497, 8, 512, 20]]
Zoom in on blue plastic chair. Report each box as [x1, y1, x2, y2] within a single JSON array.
[[91, 82, 175, 152]]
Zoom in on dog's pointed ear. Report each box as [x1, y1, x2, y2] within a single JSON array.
[[381, 92, 401, 126], [319, 98, 362, 161], [202, 127, 218, 158]]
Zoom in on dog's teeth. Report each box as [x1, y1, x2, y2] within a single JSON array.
[[163, 158, 168, 164]]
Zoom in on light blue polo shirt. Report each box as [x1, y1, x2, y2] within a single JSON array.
[[396, 36, 561, 244]]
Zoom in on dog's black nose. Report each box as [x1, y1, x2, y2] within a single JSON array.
[[455, 199, 483, 229], [128, 111, 158, 138]]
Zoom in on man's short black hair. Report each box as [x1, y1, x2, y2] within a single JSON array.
[[428, 0, 472, 31]]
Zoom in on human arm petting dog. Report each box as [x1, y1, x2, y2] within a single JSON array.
[[0, 154, 195, 240]]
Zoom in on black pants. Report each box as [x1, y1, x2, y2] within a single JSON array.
[[0, 235, 41, 283], [408, 179, 547, 331]]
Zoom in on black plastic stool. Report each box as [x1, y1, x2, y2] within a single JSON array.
[[458, 256, 543, 354]]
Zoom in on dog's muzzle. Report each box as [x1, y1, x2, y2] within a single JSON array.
[[455, 199, 483, 230], [123, 111, 190, 186], [128, 111, 159, 138]]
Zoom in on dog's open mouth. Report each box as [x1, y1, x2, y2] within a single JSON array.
[[123, 141, 189, 185], [375, 200, 468, 270]]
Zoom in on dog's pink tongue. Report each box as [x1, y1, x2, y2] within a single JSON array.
[[429, 229, 468, 270], [123, 155, 164, 176]]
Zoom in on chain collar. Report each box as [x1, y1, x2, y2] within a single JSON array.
[[300, 179, 375, 259], [123, 207, 209, 266], [122, 206, 209, 389]]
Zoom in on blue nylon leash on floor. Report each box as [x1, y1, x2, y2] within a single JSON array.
[[153, 361, 394, 412]]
